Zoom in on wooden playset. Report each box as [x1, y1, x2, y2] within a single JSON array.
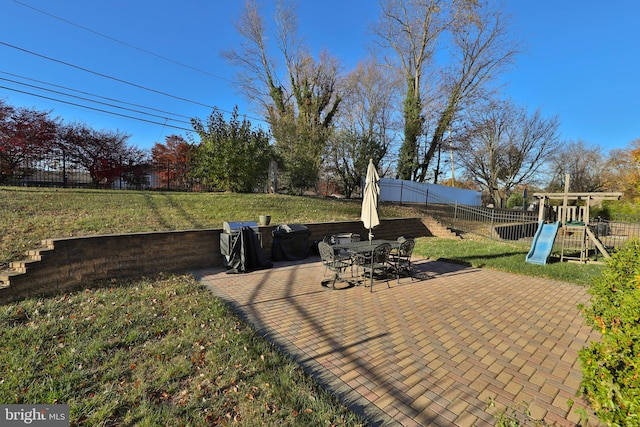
[[527, 175, 622, 264]]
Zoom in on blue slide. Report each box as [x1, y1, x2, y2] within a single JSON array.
[[526, 221, 560, 265]]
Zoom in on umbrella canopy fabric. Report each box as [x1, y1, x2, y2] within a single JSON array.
[[361, 159, 380, 242]]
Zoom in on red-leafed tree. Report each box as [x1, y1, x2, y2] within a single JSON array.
[[151, 134, 194, 190], [0, 100, 59, 183], [59, 122, 146, 188]]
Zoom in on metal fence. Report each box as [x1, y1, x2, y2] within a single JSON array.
[[404, 184, 640, 249], [1, 156, 211, 191], [4, 154, 640, 248], [426, 202, 540, 241], [390, 183, 538, 241], [590, 218, 640, 250], [426, 202, 640, 251]]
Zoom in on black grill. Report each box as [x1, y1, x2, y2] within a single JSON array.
[[220, 221, 262, 264]]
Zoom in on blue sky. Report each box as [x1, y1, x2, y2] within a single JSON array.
[[1, 0, 638, 154]]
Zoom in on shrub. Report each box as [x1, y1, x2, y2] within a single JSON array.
[[590, 205, 611, 221], [506, 192, 524, 209], [191, 107, 274, 193], [578, 239, 640, 425]]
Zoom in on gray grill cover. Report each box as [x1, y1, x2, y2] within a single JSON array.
[[271, 224, 311, 261], [226, 227, 272, 274]]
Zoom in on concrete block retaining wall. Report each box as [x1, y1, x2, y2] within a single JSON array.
[[1, 217, 439, 303]]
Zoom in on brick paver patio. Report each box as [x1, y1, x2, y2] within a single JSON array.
[[195, 257, 601, 426]]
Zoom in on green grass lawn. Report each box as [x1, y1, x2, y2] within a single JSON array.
[[0, 186, 605, 425], [415, 237, 604, 286], [0, 275, 364, 426], [0, 187, 420, 268]]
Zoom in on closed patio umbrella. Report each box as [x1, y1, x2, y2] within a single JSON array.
[[361, 159, 380, 243]]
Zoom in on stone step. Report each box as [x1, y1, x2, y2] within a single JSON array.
[[1, 247, 57, 295], [0, 270, 23, 288], [9, 258, 42, 274], [41, 239, 55, 249], [0, 246, 55, 285], [422, 216, 460, 239], [25, 247, 54, 262]]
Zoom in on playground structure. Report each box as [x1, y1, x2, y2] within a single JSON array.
[[526, 175, 623, 264]]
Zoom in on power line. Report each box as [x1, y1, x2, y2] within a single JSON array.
[[0, 70, 194, 120], [0, 76, 193, 125], [0, 85, 194, 132], [0, 40, 216, 110], [12, 0, 236, 84], [0, 40, 266, 124]]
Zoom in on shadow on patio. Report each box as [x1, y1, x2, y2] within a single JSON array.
[[194, 256, 600, 427]]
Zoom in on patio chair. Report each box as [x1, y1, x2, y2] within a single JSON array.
[[356, 242, 398, 292], [321, 234, 353, 274], [322, 234, 336, 244], [318, 241, 353, 289], [390, 237, 415, 278]]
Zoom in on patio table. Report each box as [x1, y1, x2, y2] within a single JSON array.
[[333, 239, 400, 253], [333, 240, 401, 288]]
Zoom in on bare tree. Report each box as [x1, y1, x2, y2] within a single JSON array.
[[457, 100, 561, 207], [373, 0, 452, 180], [222, 0, 341, 193], [418, 0, 520, 182], [373, 0, 520, 182], [325, 58, 400, 197], [547, 140, 606, 193]]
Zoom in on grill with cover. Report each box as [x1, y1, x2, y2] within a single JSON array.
[[271, 224, 311, 261], [220, 221, 270, 273], [220, 221, 261, 262]]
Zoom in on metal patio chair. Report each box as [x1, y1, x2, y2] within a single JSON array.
[[318, 241, 352, 289], [355, 242, 398, 292], [389, 237, 415, 278]]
